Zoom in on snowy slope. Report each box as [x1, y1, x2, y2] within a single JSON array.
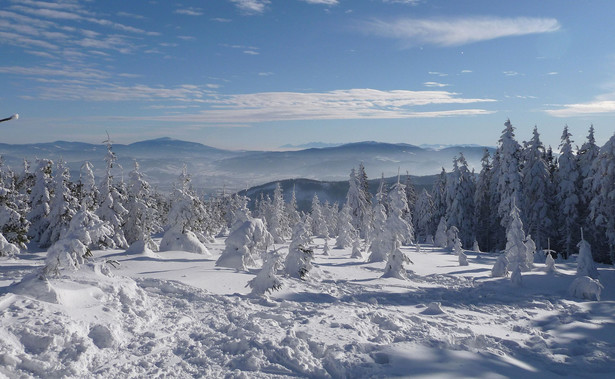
[[1, 240, 614, 378]]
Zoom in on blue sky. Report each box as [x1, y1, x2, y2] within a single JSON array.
[[1, 0, 614, 150]]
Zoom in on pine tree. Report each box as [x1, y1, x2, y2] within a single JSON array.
[[434, 217, 448, 248], [270, 182, 289, 243], [503, 201, 533, 272], [555, 126, 580, 258], [248, 250, 283, 296], [216, 217, 274, 270], [39, 160, 78, 248], [79, 161, 99, 212], [404, 171, 417, 217], [577, 125, 600, 253], [474, 149, 494, 251], [414, 189, 434, 243], [446, 154, 475, 248], [381, 247, 412, 280], [346, 168, 369, 238], [367, 201, 389, 262], [26, 159, 52, 245], [520, 126, 552, 250], [285, 241, 314, 280], [286, 184, 301, 231], [0, 164, 29, 249], [124, 161, 160, 252], [495, 119, 523, 234], [431, 168, 448, 237], [387, 178, 414, 246], [310, 194, 329, 238], [588, 133, 615, 263], [336, 204, 356, 249], [576, 237, 598, 279]]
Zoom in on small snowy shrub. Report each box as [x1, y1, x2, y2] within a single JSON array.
[[284, 244, 314, 279], [381, 248, 413, 280], [459, 250, 468, 266], [434, 218, 447, 248], [0, 233, 20, 256], [351, 236, 363, 259], [491, 254, 509, 277], [576, 239, 598, 279], [248, 250, 283, 296], [545, 253, 556, 273], [217, 218, 273, 270], [569, 276, 603, 301]]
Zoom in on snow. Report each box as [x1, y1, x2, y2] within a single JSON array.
[[1, 239, 614, 378]]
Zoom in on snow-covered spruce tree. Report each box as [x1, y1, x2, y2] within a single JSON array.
[[577, 125, 600, 247], [0, 232, 20, 256], [0, 173, 29, 249], [96, 138, 128, 248], [160, 167, 210, 255], [27, 159, 52, 245], [42, 205, 114, 276], [323, 237, 330, 256], [124, 161, 160, 253], [336, 204, 356, 249], [248, 250, 283, 296], [376, 173, 389, 209], [323, 200, 339, 238], [495, 119, 523, 236], [577, 237, 598, 279], [446, 225, 460, 252], [77, 161, 99, 212], [346, 168, 370, 238], [414, 189, 434, 243], [381, 246, 413, 280], [228, 193, 252, 233], [504, 201, 533, 272], [310, 194, 329, 238], [286, 184, 302, 231], [39, 160, 79, 248], [446, 154, 475, 248], [545, 251, 556, 273], [269, 182, 289, 243], [588, 134, 615, 263], [511, 265, 522, 287], [387, 177, 414, 246], [491, 254, 509, 277], [284, 226, 315, 279], [474, 149, 495, 252], [520, 127, 552, 251], [458, 249, 469, 266], [367, 201, 389, 262], [431, 168, 448, 236], [216, 217, 274, 270], [358, 162, 371, 206], [404, 172, 417, 216], [434, 217, 448, 248], [351, 234, 363, 259], [555, 126, 580, 258]]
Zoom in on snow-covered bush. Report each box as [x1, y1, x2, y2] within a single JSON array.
[[511, 266, 522, 286], [569, 276, 603, 301], [434, 217, 447, 248], [491, 254, 509, 277], [284, 244, 314, 279], [381, 247, 412, 280], [216, 218, 273, 270], [248, 250, 283, 296], [351, 236, 363, 259], [545, 253, 556, 273], [322, 238, 330, 256], [459, 250, 468, 266], [0, 233, 20, 256], [159, 229, 210, 256]]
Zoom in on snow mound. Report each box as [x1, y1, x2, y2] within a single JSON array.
[[160, 229, 211, 256], [569, 276, 603, 301], [421, 302, 446, 315]]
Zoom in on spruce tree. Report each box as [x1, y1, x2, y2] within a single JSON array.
[[27, 159, 52, 245], [588, 134, 615, 263], [555, 126, 580, 258], [474, 149, 494, 251], [40, 160, 78, 248]]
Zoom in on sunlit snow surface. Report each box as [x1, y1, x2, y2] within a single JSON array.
[[1, 240, 614, 378]]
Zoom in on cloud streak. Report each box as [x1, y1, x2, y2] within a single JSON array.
[[123, 89, 496, 124], [546, 98, 615, 117], [361, 16, 561, 47]]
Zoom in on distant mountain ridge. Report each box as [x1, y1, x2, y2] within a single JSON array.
[[0, 138, 494, 193]]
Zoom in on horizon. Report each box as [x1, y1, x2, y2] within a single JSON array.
[[2, 1, 615, 150]]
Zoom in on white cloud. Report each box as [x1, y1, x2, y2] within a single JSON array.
[[382, 0, 421, 4], [258, 72, 274, 76], [212, 17, 232, 22], [461, 70, 472, 74], [300, 0, 339, 5], [243, 50, 259, 55], [361, 16, 561, 47], [127, 88, 496, 124], [175, 8, 203, 16], [503, 71, 520, 76], [428, 71, 448, 77], [423, 82, 449, 88], [547, 71, 558, 75], [546, 98, 615, 117], [229, 0, 270, 15]]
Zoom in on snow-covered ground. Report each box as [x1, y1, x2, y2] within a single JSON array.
[[1, 240, 614, 378]]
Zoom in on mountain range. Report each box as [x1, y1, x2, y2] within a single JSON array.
[[0, 138, 494, 193]]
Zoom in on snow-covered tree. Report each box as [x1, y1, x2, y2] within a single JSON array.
[[555, 126, 580, 258], [446, 225, 460, 252], [124, 161, 160, 252], [346, 168, 370, 238], [404, 172, 417, 215], [286, 184, 302, 231], [0, 233, 20, 256], [27, 159, 52, 245], [39, 160, 78, 248], [216, 218, 273, 270], [414, 189, 433, 243], [248, 250, 283, 296], [351, 235, 363, 259], [504, 201, 533, 272], [520, 127, 552, 251], [431, 168, 448, 235], [387, 178, 414, 245], [474, 149, 494, 252], [545, 252, 556, 273], [284, 243, 314, 280], [160, 168, 210, 255], [576, 238, 598, 279], [434, 217, 448, 248], [322, 200, 339, 238], [78, 161, 99, 212], [577, 125, 600, 244], [588, 134, 615, 263], [495, 119, 523, 234], [381, 247, 412, 280], [491, 254, 509, 277], [96, 138, 128, 248], [367, 202, 389, 262], [336, 204, 356, 249], [269, 182, 289, 243], [43, 206, 114, 276], [310, 194, 329, 238], [0, 174, 29, 249], [446, 154, 475, 248]]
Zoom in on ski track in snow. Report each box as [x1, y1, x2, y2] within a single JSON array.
[[1, 241, 614, 378]]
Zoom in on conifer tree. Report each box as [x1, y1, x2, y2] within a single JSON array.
[[414, 189, 434, 243], [577, 125, 600, 250], [431, 168, 448, 236], [521, 126, 552, 250], [446, 154, 475, 248], [346, 168, 369, 238], [270, 182, 289, 243], [387, 177, 414, 246], [310, 194, 329, 238], [588, 134, 615, 263], [79, 161, 99, 212], [495, 119, 523, 233], [27, 159, 52, 245], [555, 126, 580, 258], [336, 204, 356, 249], [124, 161, 160, 252], [474, 149, 494, 251], [0, 163, 29, 249], [39, 160, 78, 248]]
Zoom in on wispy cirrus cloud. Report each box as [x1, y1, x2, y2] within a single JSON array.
[[229, 0, 270, 15], [121, 88, 496, 124], [546, 93, 615, 117], [360, 16, 561, 47], [424, 82, 449, 88], [174, 8, 204, 16], [300, 0, 339, 5]]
